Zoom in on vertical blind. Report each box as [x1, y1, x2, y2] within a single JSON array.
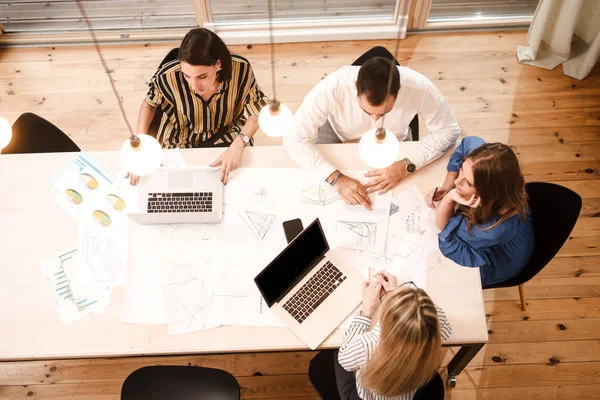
[[428, 0, 540, 22], [0, 0, 197, 33], [209, 0, 397, 24]]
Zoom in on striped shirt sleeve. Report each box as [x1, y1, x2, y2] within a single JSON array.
[[145, 73, 164, 109], [436, 306, 453, 340], [242, 65, 268, 116], [338, 315, 372, 372]]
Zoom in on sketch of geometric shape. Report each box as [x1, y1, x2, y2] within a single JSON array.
[[255, 187, 267, 199], [390, 203, 399, 216], [337, 221, 377, 247], [244, 211, 276, 240], [404, 213, 426, 235], [301, 185, 340, 206]]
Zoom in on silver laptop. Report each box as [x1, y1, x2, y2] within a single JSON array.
[[128, 167, 223, 224], [254, 218, 365, 349]]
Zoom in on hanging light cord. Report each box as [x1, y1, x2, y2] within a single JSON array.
[[76, 0, 135, 140], [380, 18, 405, 129], [267, 0, 278, 104]]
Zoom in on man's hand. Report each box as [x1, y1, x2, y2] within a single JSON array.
[[125, 172, 140, 186], [364, 161, 408, 195], [447, 189, 482, 208], [333, 175, 373, 211], [209, 137, 245, 185]]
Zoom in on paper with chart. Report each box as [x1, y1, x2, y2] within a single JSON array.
[[50, 152, 131, 233], [42, 249, 111, 324]]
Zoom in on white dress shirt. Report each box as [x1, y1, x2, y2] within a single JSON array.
[[283, 66, 460, 182]]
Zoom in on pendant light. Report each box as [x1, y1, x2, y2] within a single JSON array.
[[358, 22, 404, 168], [0, 117, 12, 152], [77, 0, 162, 176], [258, 0, 293, 137]]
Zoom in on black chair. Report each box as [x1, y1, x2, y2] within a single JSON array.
[[120, 365, 240, 400], [483, 182, 582, 311], [351, 46, 419, 141], [2, 112, 80, 154], [308, 349, 444, 400], [147, 47, 180, 139]]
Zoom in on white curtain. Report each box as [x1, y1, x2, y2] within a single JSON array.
[[517, 0, 600, 80]]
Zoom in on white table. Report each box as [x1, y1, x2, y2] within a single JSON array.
[[0, 144, 487, 386]]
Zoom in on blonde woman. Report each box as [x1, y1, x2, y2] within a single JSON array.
[[336, 272, 452, 400]]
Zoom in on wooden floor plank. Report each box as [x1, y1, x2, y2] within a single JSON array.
[[451, 361, 600, 389], [485, 297, 600, 322], [486, 319, 598, 344], [0, 351, 317, 386], [483, 276, 600, 301], [442, 340, 600, 367], [446, 384, 600, 400]]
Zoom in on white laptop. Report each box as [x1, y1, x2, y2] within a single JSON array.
[[254, 218, 365, 349], [128, 167, 223, 224]]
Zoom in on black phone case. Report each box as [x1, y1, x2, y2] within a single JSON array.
[[283, 219, 304, 244]]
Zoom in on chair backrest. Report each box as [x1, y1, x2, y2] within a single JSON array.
[[350, 46, 419, 141], [490, 182, 582, 288], [147, 48, 179, 139], [308, 349, 342, 400], [2, 113, 80, 154], [414, 372, 444, 400], [120, 365, 240, 400]]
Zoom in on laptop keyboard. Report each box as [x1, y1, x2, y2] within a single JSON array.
[[147, 192, 213, 213], [282, 261, 346, 324]]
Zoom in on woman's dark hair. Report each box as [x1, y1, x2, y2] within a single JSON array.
[[357, 57, 400, 106], [178, 28, 232, 82], [460, 143, 528, 233]]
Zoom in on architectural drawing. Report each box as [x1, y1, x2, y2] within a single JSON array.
[[336, 221, 378, 248], [301, 184, 341, 206], [403, 212, 426, 236], [242, 211, 276, 240]]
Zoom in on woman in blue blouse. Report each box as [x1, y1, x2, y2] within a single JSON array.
[[425, 136, 535, 286]]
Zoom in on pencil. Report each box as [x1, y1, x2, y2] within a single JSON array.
[[432, 187, 438, 203]]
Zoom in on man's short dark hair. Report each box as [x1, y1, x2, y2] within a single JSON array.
[[178, 28, 232, 82], [356, 57, 400, 106]]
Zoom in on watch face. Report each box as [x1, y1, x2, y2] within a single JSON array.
[[407, 163, 416, 173]]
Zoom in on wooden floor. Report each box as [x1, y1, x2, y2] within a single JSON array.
[[1, 31, 599, 399]]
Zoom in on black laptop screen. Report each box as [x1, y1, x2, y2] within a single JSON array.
[[255, 219, 329, 307]]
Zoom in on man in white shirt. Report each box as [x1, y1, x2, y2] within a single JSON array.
[[283, 46, 460, 210]]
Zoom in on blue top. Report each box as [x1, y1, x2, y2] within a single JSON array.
[[438, 136, 535, 286]]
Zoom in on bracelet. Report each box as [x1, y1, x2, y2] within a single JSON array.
[[330, 172, 343, 186]]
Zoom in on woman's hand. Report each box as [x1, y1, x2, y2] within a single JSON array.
[[447, 188, 481, 208], [125, 172, 140, 186], [360, 281, 382, 318], [375, 270, 398, 296], [209, 137, 245, 184], [425, 186, 450, 208]]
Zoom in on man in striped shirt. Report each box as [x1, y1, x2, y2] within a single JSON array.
[[132, 29, 268, 184]]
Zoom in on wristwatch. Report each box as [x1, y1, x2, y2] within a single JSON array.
[[403, 158, 417, 175], [238, 133, 250, 145]]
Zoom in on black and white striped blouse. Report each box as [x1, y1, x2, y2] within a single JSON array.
[[338, 306, 452, 400]]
